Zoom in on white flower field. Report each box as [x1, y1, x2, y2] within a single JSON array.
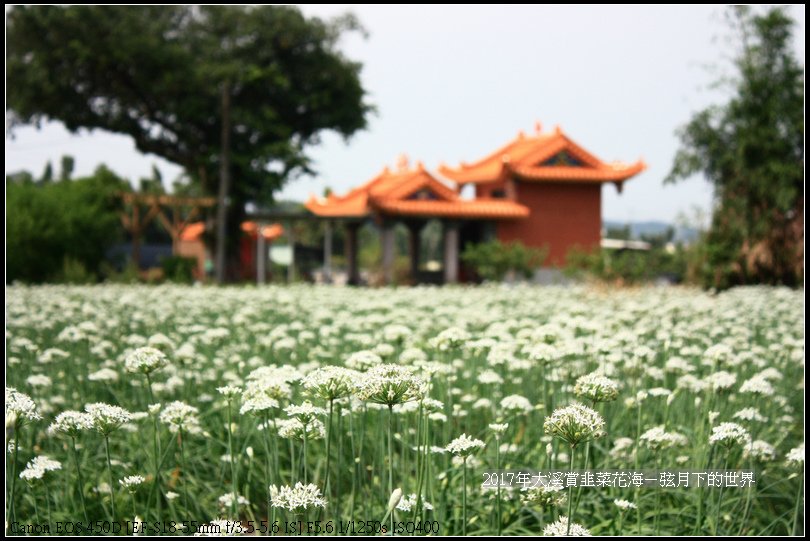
[[5, 284, 804, 536]]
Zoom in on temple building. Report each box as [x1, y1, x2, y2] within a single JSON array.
[[439, 123, 646, 264], [305, 123, 645, 284], [305, 160, 528, 284]]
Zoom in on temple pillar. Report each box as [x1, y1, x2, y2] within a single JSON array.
[[381, 221, 396, 285], [345, 222, 360, 286], [406, 221, 422, 284], [443, 220, 459, 284]]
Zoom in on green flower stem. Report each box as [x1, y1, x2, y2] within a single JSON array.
[[302, 421, 309, 484], [567, 445, 576, 536], [32, 484, 41, 524], [713, 453, 729, 535], [325, 399, 334, 501], [635, 402, 642, 535], [226, 399, 238, 518], [104, 435, 116, 523], [46, 481, 54, 528], [262, 413, 273, 537], [131, 492, 138, 528], [792, 472, 804, 536], [336, 404, 344, 526], [694, 444, 715, 535], [574, 441, 590, 516], [7, 431, 20, 525], [179, 429, 190, 516], [462, 457, 468, 536], [496, 439, 502, 536], [387, 405, 395, 537], [146, 375, 162, 521]]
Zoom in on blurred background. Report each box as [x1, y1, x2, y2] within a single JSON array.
[[5, 5, 804, 288]]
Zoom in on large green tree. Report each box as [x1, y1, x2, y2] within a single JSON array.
[[7, 5, 371, 281], [666, 6, 804, 288]]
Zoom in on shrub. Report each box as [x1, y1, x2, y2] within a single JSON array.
[[160, 256, 196, 284], [7, 165, 128, 283], [461, 240, 548, 282]]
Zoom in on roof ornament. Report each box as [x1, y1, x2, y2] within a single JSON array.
[[534, 121, 542, 134], [554, 124, 562, 134], [517, 130, 526, 140], [396, 153, 410, 172]]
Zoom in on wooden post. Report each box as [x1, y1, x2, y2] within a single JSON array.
[[257, 225, 266, 285], [323, 220, 333, 284], [287, 221, 296, 283], [131, 204, 141, 271], [346, 222, 360, 286], [443, 220, 459, 284], [381, 221, 396, 286], [407, 221, 422, 284]]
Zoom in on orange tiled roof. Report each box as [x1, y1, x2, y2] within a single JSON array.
[[438, 124, 646, 185], [241, 221, 285, 240], [375, 199, 529, 219], [305, 160, 526, 219], [179, 221, 206, 241], [180, 221, 284, 242]]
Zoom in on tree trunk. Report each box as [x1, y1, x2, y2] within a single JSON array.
[[215, 81, 231, 284]]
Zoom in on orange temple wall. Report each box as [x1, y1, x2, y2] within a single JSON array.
[[494, 182, 602, 266]]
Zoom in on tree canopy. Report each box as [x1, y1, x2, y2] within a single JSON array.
[[666, 6, 804, 288], [7, 5, 372, 279]]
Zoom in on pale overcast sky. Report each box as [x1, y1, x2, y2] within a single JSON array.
[[5, 5, 805, 223]]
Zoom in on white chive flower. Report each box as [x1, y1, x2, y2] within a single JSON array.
[[355, 364, 427, 406], [446, 434, 486, 458], [303, 366, 359, 401], [614, 498, 637, 511], [574, 373, 620, 403], [217, 386, 242, 400], [120, 475, 146, 492], [6, 387, 42, 427], [124, 346, 169, 375], [48, 410, 93, 437], [543, 516, 591, 536], [500, 395, 534, 414], [709, 422, 751, 448], [269, 483, 327, 512], [785, 444, 804, 466], [544, 403, 605, 447], [639, 426, 688, 451], [159, 401, 202, 435], [744, 440, 777, 462], [522, 481, 566, 510], [20, 455, 62, 482], [85, 403, 133, 435], [430, 327, 471, 351], [284, 401, 326, 425]]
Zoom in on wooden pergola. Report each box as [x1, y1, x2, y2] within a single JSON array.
[[118, 193, 217, 269]]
